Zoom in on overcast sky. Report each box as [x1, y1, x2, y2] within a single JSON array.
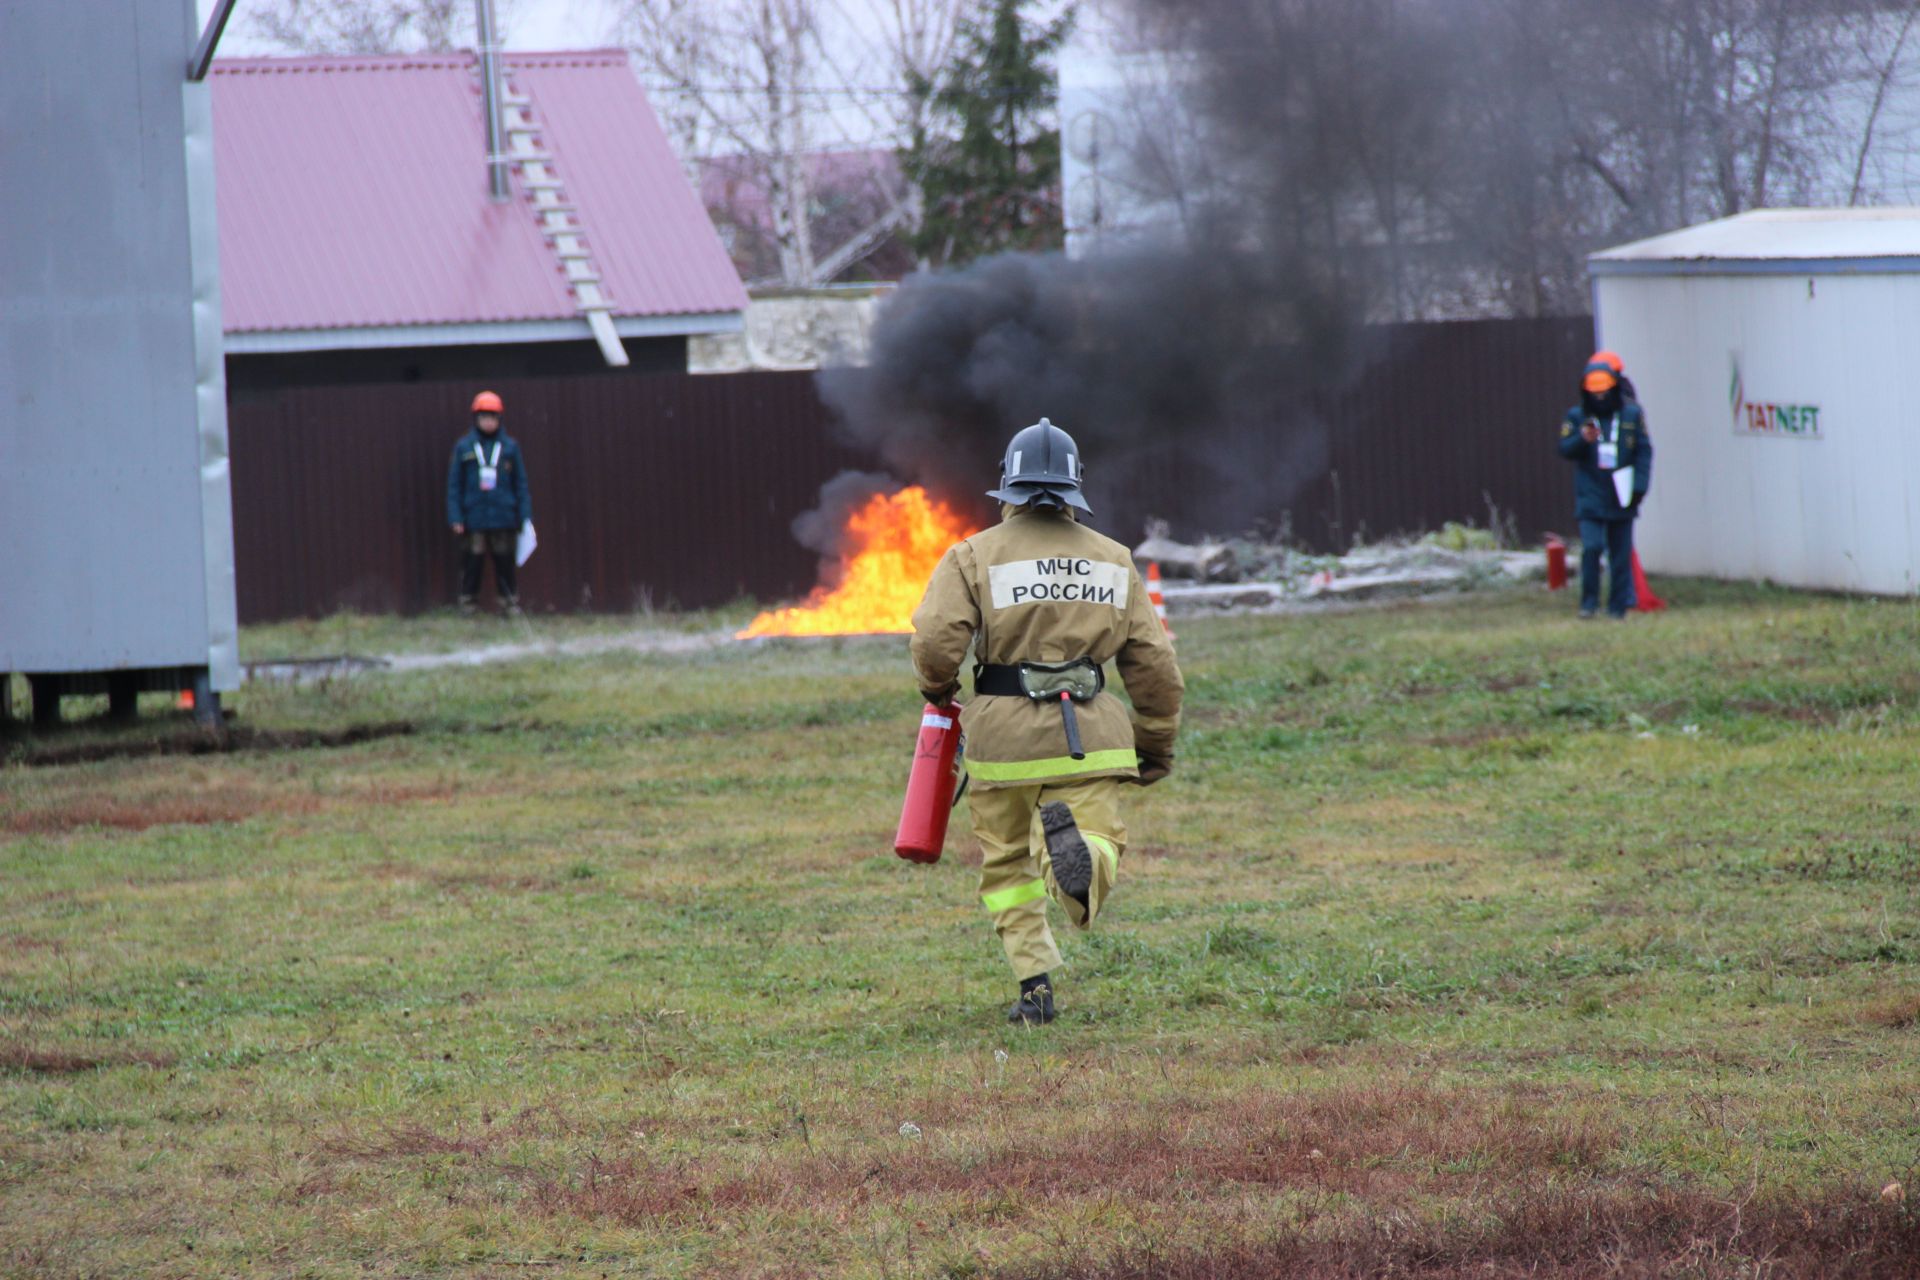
[[201, 0, 636, 56], [197, 0, 1079, 153]]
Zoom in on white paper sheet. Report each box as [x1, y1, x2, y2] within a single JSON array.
[[515, 520, 537, 567], [1612, 467, 1635, 508]]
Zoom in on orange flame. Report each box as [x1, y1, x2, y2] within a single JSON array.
[[737, 486, 979, 637]]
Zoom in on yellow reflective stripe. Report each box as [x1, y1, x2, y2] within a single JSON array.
[[982, 879, 1048, 913], [965, 748, 1137, 782], [1085, 833, 1119, 873]]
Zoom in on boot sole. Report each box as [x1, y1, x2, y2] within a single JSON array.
[[1040, 801, 1093, 906]]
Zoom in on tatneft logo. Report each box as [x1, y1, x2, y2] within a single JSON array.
[[1730, 355, 1821, 438]]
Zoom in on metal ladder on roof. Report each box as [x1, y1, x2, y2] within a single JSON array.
[[495, 75, 630, 367]]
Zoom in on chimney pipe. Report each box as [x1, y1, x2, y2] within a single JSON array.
[[476, 0, 510, 201]]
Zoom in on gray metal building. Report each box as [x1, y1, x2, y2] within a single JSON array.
[[2, 0, 239, 724]]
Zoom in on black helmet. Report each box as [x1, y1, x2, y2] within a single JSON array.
[[986, 417, 1091, 513]]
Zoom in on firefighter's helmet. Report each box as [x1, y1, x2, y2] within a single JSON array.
[[471, 390, 504, 415], [987, 418, 1091, 513]]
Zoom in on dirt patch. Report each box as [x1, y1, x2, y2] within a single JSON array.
[[1418, 726, 1523, 749], [428, 868, 565, 893], [3, 775, 451, 837], [1727, 699, 1843, 726], [305, 1081, 1920, 1274], [0, 1040, 176, 1075], [365, 862, 566, 893], [320, 1102, 573, 1162], [4, 784, 325, 835], [1857, 994, 1920, 1030], [522, 1083, 1619, 1223], [1007, 1188, 1920, 1279], [8, 722, 415, 769]]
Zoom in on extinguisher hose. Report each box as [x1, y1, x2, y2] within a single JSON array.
[[952, 732, 969, 807], [1058, 691, 1086, 761]]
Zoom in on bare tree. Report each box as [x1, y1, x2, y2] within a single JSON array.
[[617, 0, 826, 285], [1135, 0, 1920, 320], [243, 0, 518, 54], [818, 0, 968, 234], [1846, 1, 1920, 204], [617, 0, 966, 285]]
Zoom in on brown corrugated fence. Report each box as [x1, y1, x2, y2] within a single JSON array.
[[227, 317, 1594, 622]]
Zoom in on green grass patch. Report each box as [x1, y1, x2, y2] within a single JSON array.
[[2, 581, 1918, 1276]]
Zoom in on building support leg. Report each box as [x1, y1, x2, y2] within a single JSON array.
[[191, 668, 221, 729], [108, 673, 139, 722], [29, 676, 60, 730]]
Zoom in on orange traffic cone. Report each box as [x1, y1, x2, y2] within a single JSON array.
[[1147, 561, 1174, 637], [1631, 551, 1666, 612]]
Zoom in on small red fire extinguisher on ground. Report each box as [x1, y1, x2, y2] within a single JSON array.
[[1544, 535, 1568, 591], [895, 701, 964, 863]]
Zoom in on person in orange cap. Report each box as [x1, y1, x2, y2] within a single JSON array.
[[446, 390, 531, 616], [1557, 360, 1651, 619]]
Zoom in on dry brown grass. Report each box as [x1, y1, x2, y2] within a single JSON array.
[[335, 1080, 1910, 1277], [1857, 994, 1920, 1030], [320, 1084, 1623, 1234], [572, 1088, 1603, 1221], [4, 775, 453, 836], [1009, 1189, 1920, 1279], [2, 784, 323, 835], [0, 1040, 175, 1075]]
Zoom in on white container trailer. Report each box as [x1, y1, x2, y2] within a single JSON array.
[[1590, 208, 1920, 595]]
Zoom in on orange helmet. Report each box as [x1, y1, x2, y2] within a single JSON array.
[[1582, 360, 1618, 395], [1590, 350, 1624, 375], [470, 390, 504, 414]]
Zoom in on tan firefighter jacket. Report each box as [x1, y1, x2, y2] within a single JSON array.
[[909, 504, 1184, 790]]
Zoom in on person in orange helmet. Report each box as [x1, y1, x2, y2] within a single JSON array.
[[1557, 360, 1651, 619], [1590, 350, 1637, 402], [445, 390, 531, 617]]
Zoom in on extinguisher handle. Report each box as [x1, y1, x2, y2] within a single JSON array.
[[1058, 691, 1085, 761]]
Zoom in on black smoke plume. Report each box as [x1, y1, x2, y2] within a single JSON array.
[[807, 1, 1458, 545], [818, 245, 1349, 539]]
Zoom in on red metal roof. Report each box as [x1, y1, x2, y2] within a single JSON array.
[[211, 52, 747, 335]]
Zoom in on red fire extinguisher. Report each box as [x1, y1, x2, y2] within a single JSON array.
[[895, 701, 964, 863], [1544, 535, 1568, 591]]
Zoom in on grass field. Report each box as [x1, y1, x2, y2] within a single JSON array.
[[3, 581, 1918, 1278]]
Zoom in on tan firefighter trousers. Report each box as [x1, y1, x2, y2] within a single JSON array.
[[970, 776, 1127, 981]]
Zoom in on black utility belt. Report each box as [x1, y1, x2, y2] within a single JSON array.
[[973, 659, 1104, 701], [975, 659, 1103, 761]]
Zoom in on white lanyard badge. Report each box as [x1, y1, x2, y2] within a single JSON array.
[[474, 440, 501, 491], [1595, 416, 1620, 471]]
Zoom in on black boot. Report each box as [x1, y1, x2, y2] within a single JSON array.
[[1039, 801, 1093, 916], [1008, 974, 1056, 1025]]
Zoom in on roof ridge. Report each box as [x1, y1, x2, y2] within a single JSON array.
[[211, 49, 626, 75]]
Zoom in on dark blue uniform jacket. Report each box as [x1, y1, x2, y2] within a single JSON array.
[[1558, 402, 1651, 522], [446, 429, 531, 531]]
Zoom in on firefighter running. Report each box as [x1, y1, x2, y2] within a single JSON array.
[[910, 419, 1184, 1025]]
